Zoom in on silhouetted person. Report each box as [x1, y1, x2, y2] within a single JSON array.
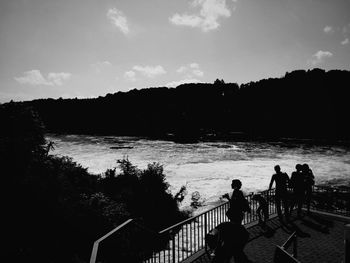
[[302, 163, 315, 213], [206, 221, 250, 263], [223, 179, 250, 224], [290, 164, 305, 217], [252, 194, 269, 227], [269, 165, 290, 220]]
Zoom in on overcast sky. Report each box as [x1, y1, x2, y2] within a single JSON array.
[[0, 0, 349, 102]]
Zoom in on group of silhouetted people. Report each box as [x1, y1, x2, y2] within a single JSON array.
[[206, 164, 315, 263], [269, 164, 315, 220]]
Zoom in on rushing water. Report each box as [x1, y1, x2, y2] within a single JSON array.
[[48, 134, 350, 208]]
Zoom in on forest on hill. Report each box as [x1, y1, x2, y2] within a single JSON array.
[[19, 68, 350, 141]]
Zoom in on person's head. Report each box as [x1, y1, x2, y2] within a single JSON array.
[[231, 179, 242, 190], [302, 163, 309, 171], [274, 165, 281, 173], [296, 164, 302, 171]]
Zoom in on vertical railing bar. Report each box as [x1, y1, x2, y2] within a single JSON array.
[[186, 223, 188, 258], [172, 231, 175, 263], [190, 221, 192, 255], [177, 229, 179, 263], [216, 206, 219, 226], [181, 227, 184, 261]]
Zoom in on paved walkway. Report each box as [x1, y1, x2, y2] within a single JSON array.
[[190, 211, 349, 263]]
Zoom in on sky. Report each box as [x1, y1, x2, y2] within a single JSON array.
[[0, 0, 349, 102]]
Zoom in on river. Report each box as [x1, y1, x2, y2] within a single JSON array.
[[48, 134, 350, 209]]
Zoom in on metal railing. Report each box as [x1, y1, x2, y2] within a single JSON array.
[[90, 219, 134, 263], [90, 218, 161, 263], [311, 185, 350, 216], [273, 231, 300, 263], [90, 185, 350, 263], [143, 188, 276, 263]]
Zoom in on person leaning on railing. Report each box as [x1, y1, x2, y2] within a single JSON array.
[[269, 165, 290, 221]]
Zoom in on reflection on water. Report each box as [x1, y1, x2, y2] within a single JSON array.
[[48, 134, 350, 208]]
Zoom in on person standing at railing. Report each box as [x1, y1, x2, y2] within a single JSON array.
[[302, 163, 315, 213], [289, 164, 305, 217], [223, 179, 251, 224], [269, 165, 290, 221]]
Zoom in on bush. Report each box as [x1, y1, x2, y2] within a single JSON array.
[[1, 103, 188, 262]]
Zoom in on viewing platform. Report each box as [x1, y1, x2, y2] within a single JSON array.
[[90, 185, 350, 263], [190, 210, 349, 263]]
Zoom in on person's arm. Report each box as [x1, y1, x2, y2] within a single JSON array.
[[222, 193, 230, 200], [269, 174, 275, 190], [310, 169, 315, 184], [285, 173, 290, 187]]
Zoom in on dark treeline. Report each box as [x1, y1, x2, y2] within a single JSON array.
[[15, 68, 350, 141], [1, 103, 188, 262]]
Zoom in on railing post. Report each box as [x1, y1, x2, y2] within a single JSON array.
[[293, 233, 297, 258], [345, 224, 350, 263], [172, 230, 176, 263], [204, 212, 207, 234]]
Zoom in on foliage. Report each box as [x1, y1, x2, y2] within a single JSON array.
[[1, 104, 187, 262], [100, 159, 188, 230]]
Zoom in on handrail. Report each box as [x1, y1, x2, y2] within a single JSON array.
[[159, 200, 227, 234], [90, 219, 134, 263], [274, 231, 299, 263], [90, 185, 349, 263], [143, 188, 275, 263], [312, 185, 350, 216], [282, 231, 298, 258]]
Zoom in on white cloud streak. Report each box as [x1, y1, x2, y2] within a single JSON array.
[[169, 0, 234, 32], [132, 65, 166, 78], [124, 70, 136, 81], [165, 79, 203, 88], [176, 62, 204, 77], [310, 50, 333, 65], [107, 8, 129, 34], [341, 38, 349, 45], [323, 25, 333, 33], [90, 61, 112, 73], [15, 70, 71, 86], [47, 72, 71, 86]]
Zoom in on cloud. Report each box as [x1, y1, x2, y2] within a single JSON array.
[[310, 50, 333, 65], [176, 62, 204, 77], [90, 61, 112, 73], [341, 38, 349, 45], [132, 65, 166, 78], [169, 0, 234, 32], [107, 8, 129, 34], [170, 14, 203, 28], [342, 23, 350, 34], [165, 78, 203, 88], [323, 25, 333, 33], [47, 72, 72, 86], [15, 70, 71, 86], [124, 71, 136, 81]]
